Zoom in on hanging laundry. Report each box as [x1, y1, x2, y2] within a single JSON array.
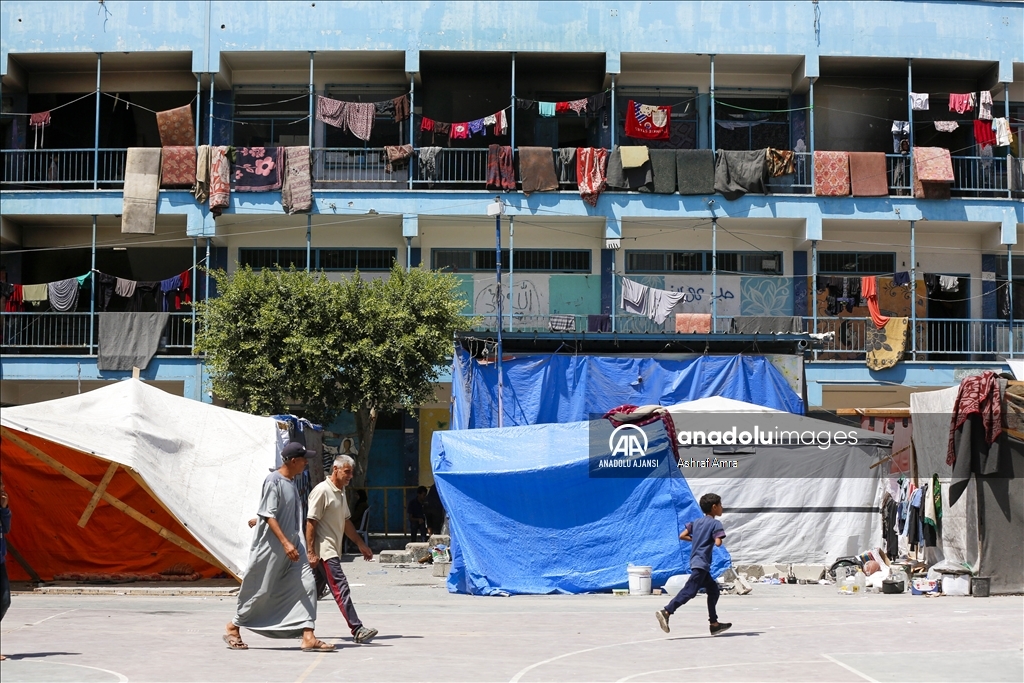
[[4, 284, 24, 312], [281, 146, 313, 214], [567, 98, 587, 115], [909, 92, 929, 111], [518, 147, 559, 195], [419, 116, 436, 132], [676, 149, 715, 195], [46, 278, 79, 313], [587, 314, 611, 333], [934, 120, 959, 133], [714, 149, 767, 199], [115, 277, 137, 299], [494, 110, 509, 136], [483, 114, 497, 129], [418, 147, 442, 185], [160, 146, 197, 188], [485, 145, 516, 191], [160, 275, 182, 312], [392, 95, 409, 123], [974, 119, 996, 147], [765, 148, 795, 177], [993, 118, 1012, 147], [980, 143, 993, 170], [317, 95, 347, 128], [450, 122, 470, 139], [344, 102, 375, 141], [374, 99, 395, 118], [675, 314, 712, 334], [862, 276, 889, 329], [22, 283, 49, 303], [912, 147, 955, 200], [382, 144, 413, 174], [620, 277, 685, 325], [554, 102, 571, 114], [194, 145, 211, 204], [619, 145, 649, 169], [947, 371, 1002, 468], [29, 111, 51, 149], [866, 317, 909, 371], [434, 121, 451, 138], [548, 315, 576, 333], [538, 102, 556, 117], [625, 100, 671, 140], [892, 271, 910, 287], [939, 275, 959, 292], [95, 273, 116, 311], [209, 146, 231, 216], [978, 91, 993, 121], [155, 104, 195, 147], [586, 92, 607, 114], [849, 152, 888, 197], [948, 93, 975, 114], [649, 149, 677, 194], [122, 148, 161, 234], [516, 98, 536, 110], [468, 118, 486, 137], [234, 147, 283, 191], [576, 147, 608, 207], [891, 121, 910, 153], [813, 151, 851, 196]]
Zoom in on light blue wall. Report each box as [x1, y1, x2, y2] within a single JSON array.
[[2, 2, 1022, 76]]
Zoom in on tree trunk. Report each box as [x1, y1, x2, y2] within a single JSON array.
[[352, 405, 378, 489]]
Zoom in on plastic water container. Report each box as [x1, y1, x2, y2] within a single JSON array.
[[853, 568, 866, 594], [627, 565, 653, 595], [664, 574, 690, 596]]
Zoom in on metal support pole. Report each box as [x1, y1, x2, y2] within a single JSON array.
[[495, 209, 504, 428], [910, 220, 917, 359], [406, 236, 412, 273], [89, 216, 97, 354], [611, 243, 616, 333], [809, 77, 816, 189], [907, 59, 914, 193], [191, 238, 198, 351], [610, 75, 616, 149], [709, 55, 715, 151], [409, 74, 415, 189], [306, 216, 311, 273], [195, 75, 202, 147], [711, 215, 718, 331], [205, 239, 211, 304], [93, 54, 102, 189], [1007, 83, 1012, 200], [811, 239, 818, 342], [510, 53, 516, 152], [508, 216, 514, 332], [208, 75, 215, 146], [1008, 244, 1014, 358], [308, 52, 315, 146]]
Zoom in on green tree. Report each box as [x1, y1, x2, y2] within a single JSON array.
[[195, 263, 472, 487]]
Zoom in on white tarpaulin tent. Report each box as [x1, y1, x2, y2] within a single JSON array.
[[0, 379, 278, 580], [663, 397, 891, 566]]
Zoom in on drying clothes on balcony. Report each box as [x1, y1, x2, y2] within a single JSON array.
[[418, 147, 442, 185], [973, 119, 997, 147], [948, 93, 975, 114], [468, 118, 486, 137], [193, 145, 210, 203], [675, 313, 712, 334], [567, 98, 587, 115], [620, 277, 685, 325], [115, 277, 137, 300], [714, 149, 767, 200], [892, 271, 911, 287], [29, 111, 50, 148], [587, 314, 611, 333], [934, 120, 959, 133], [576, 147, 608, 207], [947, 371, 1003, 471], [765, 148, 795, 177], [849, 152, 889, 197], [392, 95, 409, 123], [374, 99, 394, 118], [538, 102, 556, 117], [676, 149, 715, 195], [281, 146, 313, 214], [382, 144, 413, 173], [234, 147, 283, 192], [586, 92, 607, 113], [557, 148, 577, 184], [516, 98, 535, 110], [993, 118, 1012, 147], [450, 122, 470, 139], [909, 92, 930, 111], [317, 95, 347, 129], [730, 317, 803, 334], [625, 100, 670, 140], [548, 315, 576, 333], [483, 114, 497, 129], [494, 110, 509, 136], [891, 121, 910, 153], [434, 122, 451, 138], [518, 146, 559, 195], [619, 145, 649, 169], [862, 276, 889, 329], [346, 101, 377, 140], [978, 90, 993, 121], [912, 147, 954, 200], [939, 275, 959, 292], [98, 312, 170, 372], [813, 151, 851, 196], [160, 146, 197, 188], [22, 283, 49, 303], [122, 148, 162, 234], [95, 273, 116, 311], [419, 116, 435, 132], [649, 149, 677, 194], [606, 147, 653, 192], [4, 284, 24, 312], [486, 145, 516, 192], [160, 270, 192, 312], [1009, 154, 1024, 193], [156, 105, 195, 147], [555, 102, 571, 114], [866, 317, 908, 372], [209, 146, 231, 216]]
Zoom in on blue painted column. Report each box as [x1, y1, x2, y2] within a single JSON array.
[[89, 216, 97, 354], [907, 59, 914, 193], [709, 56, 715, 152], [93, 54, 101, 190], [910, 220, 916, 359]]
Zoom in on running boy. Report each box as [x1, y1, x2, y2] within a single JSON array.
[[656, 493, 732, 636]]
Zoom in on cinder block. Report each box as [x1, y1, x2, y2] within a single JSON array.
[[432, 561, 451, 578], [791, 564, 827, 582], [405, 542, 432, 561], [378, 550, 413, 564], [736, 565, 763, 579]]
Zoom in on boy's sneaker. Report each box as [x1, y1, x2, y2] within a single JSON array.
[[710, 622, 732, 636], [655, 609, 671, 633], [353, 627, 378, 644]]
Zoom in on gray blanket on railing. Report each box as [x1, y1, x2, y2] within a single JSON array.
[[714, 149, 767, 200], [98, 312, 169, 371], [675, 149, 715, 195], [606, 147, 653, 191], [122, 148, 162, 234], [730, 316, 804, 334], [649, 149, 677, 194]]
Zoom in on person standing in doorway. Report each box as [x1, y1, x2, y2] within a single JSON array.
[[407, 486, 429, 543], [224, 442, 334, 652], [306, 455, 378, 644]]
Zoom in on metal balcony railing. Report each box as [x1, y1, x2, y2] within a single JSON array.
[[1, 312, 197, 353], [311, 147, 405, 185], [950, 155, 1009, 196], [1, 148, 127, 187]]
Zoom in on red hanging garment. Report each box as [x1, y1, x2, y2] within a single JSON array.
[[624, 100, 671, 140], [862, 276, 889, 329]]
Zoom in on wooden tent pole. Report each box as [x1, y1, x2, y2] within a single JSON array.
[[1, 427, 226, 572], [77, 461, 119, 527]]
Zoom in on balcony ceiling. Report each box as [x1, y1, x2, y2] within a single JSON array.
[[820, 57, 996, 80], [10, 51, 193, 73], [222, 50, 405, 72], [622, 53, 803, 75]]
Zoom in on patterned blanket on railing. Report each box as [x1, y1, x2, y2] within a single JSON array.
[[849, 152, 888, 197], [866, 316, 908, 371], [160, 146, 196, 188], [813, 151, 851, 196], [234, 147, 283, 192], [281, 146, 312, 214], [913, 147, 954, 199], [156, 105, 195, 147]]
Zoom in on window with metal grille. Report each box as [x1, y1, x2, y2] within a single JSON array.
[[238, 248, 308, 270], [431, 249, 591, 273], [626, 251, 783, 274], [817, 252, 896, 275], [318, 248, 396, 271], [232, 87, 310, 146]]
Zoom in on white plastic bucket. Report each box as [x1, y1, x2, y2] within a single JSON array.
[[627, 565, 653, 595]]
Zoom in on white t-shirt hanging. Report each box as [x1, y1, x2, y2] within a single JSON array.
[[909, 92, 929, 111]]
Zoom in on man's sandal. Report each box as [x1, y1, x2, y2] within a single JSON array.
[[300, 639, 335, 652], [222, 634, 248, 650]]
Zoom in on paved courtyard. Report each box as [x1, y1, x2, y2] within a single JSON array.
[[1, 558, 1022, 683]]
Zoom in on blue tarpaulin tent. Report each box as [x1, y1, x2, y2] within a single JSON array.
[[431, 418, 732, 596], [451, 350, 803, 430]]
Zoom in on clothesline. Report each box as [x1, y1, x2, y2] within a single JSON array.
[[2, 263, 200, 290], [101, 92, 198, 115]]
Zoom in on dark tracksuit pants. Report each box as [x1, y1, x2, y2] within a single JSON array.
[[664, 567, 719, 623], [314, 556, 363, 635]]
